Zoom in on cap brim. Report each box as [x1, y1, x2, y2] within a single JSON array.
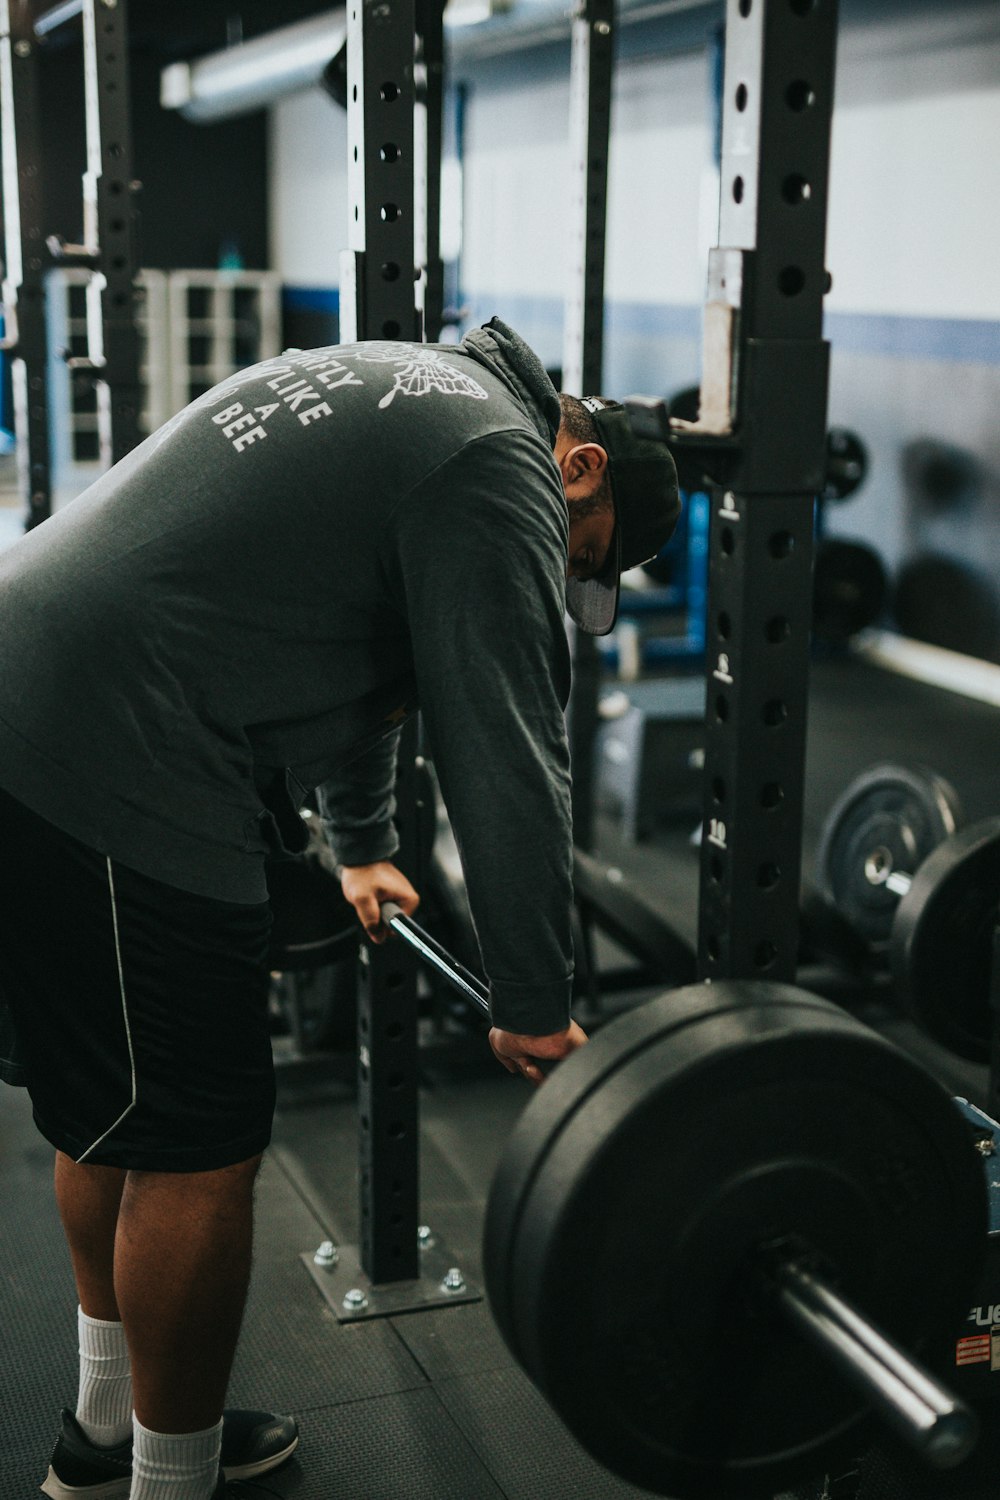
[[565, 524, 621, 636]]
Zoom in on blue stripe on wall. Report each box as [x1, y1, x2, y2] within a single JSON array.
[[822, 311, 1000, 365], [285, 286, 1000, 366], [282, 285, 340, 313], [468, 294, 1000, 365]]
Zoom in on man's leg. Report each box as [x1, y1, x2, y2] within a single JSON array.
[[55, 1149, 260, 1434]]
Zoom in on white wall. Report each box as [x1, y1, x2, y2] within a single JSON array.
[[269, 88, 348, 288], [827, 7, 1000, 319]]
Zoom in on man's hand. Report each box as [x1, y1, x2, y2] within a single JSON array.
[[488, 1020, 588, 1087], [340, 860, 420, 943]]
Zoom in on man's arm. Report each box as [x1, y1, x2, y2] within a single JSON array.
[[316, 729, 421, 937], [316, 728, 402, 871], [384, 429, 582, 1062]]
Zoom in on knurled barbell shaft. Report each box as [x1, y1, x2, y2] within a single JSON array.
[[772, 1259, 978, 1468], [380, 901, 490, 1014]]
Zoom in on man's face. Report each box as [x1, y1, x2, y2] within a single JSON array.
[[567, 504, 615, 582], [555, 428, 614, 581]]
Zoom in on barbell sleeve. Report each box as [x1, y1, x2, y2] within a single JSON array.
[[771, 1258, 978, 1468], [380, 901, 491, 1015]]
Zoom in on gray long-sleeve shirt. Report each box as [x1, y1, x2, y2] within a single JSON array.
[[0, 320, 575, 1033]]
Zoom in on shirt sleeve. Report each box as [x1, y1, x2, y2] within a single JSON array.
[[384, 428, 575, 1035], [316, 729, 402, 868]]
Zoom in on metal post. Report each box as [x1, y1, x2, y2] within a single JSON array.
[[0, 0, 52, 528], [563, 0, 614, 854], [696, 0, 837, 982], [562, 0, 612, 399], [347, 0, 422, 1287], [82, 0, 142, 463], [357, 718, 421, 1285], [988, 920, 1000, 1123], [341, 0, 420, 344], [416, 0, 444, 341]]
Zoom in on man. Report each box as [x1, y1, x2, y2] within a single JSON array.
[[0, 317, 679, 1499]]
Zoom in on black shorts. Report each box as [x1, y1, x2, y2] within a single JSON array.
[[0, 786, 274, 1172]]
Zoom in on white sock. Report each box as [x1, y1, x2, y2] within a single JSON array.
[[130, 1416, 223, 1500], [76, 1307, 133, 1448]]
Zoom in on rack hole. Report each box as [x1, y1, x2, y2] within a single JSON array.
[[721, 527, 735, 556], [760, 782, 783, 810], [709, 854, 723, 884], [789, 0, 817, 12], [381, 262, 400, 281], [380, 81, 399, 102], [388, 1121, 406, 1139], [385, 1021, 403, 1039], [765, 615, 790, 643], [715, 695, 729, 723], [717, 611, 731, 640], [382, 319, 401, 338], [769, 530, 794, 559], [757, 863, 780, 890], [707, 934, 720, 961], [380, 142, 400, 163], [735, 82, 748, 112], [380, 203, 400, 223], [782, 174, 812, 205], [762, 699, 788, 727], [778, 265, 805, 296], [754, 940, 778, 969], [732, 176, 744, 204], [738, 0, 752, 14], [711, 776, 726, 804], [786, 79, 816, 111]]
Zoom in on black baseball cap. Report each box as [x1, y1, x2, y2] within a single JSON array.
[[565, 396, 681, 636]]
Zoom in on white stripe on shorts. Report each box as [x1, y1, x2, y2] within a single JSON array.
[[75, 858, 138, 1163]]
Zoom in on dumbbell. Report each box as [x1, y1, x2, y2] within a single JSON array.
[[815, 763, 964, 950]]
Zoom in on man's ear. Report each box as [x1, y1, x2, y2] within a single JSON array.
[[561, 442, 608, 497]]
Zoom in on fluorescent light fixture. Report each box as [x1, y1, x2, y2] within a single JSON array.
[[161, 10, 346, 124]]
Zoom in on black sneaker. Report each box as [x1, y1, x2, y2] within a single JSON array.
[[219, 1408, 299, 1479], [41, 1407, 299, 1497]]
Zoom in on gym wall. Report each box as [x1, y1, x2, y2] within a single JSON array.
[[269, 0, 999, 659]]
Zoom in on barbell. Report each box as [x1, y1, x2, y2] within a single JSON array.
[[378, 907, 987, 1498], [484, 983, 985, 1498]]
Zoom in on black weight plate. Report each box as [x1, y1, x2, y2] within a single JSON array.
[[816, 764, 963, 948], [891, 817, 1000, 1063], [893, 554, 1000, 661], [486, 982, 985, 1500], [484, 982, 813, 1355], [813, 539, 887, 642], [573, 847, 697, 985]]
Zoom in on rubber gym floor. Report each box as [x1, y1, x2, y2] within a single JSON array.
[[2, 651, 998, 1500]]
